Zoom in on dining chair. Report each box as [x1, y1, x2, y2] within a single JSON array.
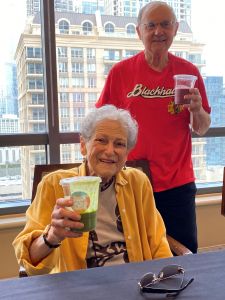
[[19, 160, 192, 277]]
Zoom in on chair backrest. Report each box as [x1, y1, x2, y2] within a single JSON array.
[[31, 160, 191, 255], [221, 167, 225, 216], [125, 159, 150, 178], [31, 163, 81, 202]]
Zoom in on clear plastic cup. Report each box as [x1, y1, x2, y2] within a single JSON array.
[[173, 74, 197, 104], [60, 176, 101, 232]]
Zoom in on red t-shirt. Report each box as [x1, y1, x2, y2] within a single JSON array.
[[96, 51, 211, 192]]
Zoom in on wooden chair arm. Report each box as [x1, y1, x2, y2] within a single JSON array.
[[166, 234, 193, 256]]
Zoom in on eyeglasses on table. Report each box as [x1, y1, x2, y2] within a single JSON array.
[[138, 264, 194, 297]]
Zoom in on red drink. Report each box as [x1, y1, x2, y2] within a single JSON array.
[[174, 88, 190, 104]]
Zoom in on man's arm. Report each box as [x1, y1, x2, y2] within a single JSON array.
[[191, 107, 211, 136], [185, 88, 211, 136]]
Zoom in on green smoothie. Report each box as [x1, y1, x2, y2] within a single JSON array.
[[71, 211, 97, 232], [60, 176, 101, 232]]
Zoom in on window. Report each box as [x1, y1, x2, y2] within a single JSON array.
[[73, 107, 85, 117], [72, 62, 84, 73], [27, 63, 43, 74], [59, 92, 69, 103], [87, 63, 96, 73], [104, 49, 120, 61], [27, 47, 42, 58], [71, 48, 83, 58], [88, 93, 97, 102], [105, 23, 115, 33], [57, 46, 67, 58], [59, 77, 69, 88], [104, 64, 113, 75], [60, 107, 70, 118], [126, 24, 136, 35], [88, 77, 96, 88], [87, 48, 95, 59], [1, 0, 225, 215], [58, 62, 68, 73], [28, 79, 44, 90], [59, 20, 69, 34], [72, 77, 84, 88], [124, 50, 139, 58], [73, 93, 84, 102], [82, 21, 92, 35]]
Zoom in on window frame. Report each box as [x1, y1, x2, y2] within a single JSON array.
[[0, 0, 224, 215]]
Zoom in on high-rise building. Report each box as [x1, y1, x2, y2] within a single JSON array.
[[15, 9, 206, 197], [74, 0, 105, 14], [104, 0, 191, 25], [0, 62, 18, 117], [204, 76, 225, 167], [26, 0, 74, 16]]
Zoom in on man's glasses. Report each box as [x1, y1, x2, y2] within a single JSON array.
[[138, 264, 194, 297], [141, 20, 175, 31]]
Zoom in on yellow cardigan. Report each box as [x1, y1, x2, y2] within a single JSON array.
[[13, 163, 172, 275]]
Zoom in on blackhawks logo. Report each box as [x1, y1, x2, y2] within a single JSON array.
[[168, 101, 184, 115]]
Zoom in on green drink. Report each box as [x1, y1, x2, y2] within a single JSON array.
[[75, 211, 97, 232], [60, 176, 101, 232]]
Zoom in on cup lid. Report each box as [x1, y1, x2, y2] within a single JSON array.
[[60, 176, 102, 185], [173, 74, 197, 80]]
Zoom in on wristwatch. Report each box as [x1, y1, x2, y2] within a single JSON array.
[[42, 224, 61, 249]]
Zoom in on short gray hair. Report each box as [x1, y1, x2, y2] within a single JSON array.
[[137, 1, 177, 25], [80, 105, 138, 150]]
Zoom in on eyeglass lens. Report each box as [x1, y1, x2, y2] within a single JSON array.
[[158, 264, 184, 279]]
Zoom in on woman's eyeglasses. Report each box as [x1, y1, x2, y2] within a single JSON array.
[[138, 264, 194, 297]]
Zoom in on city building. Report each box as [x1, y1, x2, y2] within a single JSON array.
[[204, 76, 225, 167], [0, 62, 18, 117], [14, 10, 206, 197], [74, 0, 105, 14], [104, 0, 191, 25], [26, 0, 74, 16]]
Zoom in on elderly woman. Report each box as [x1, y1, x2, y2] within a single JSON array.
[[13, 105, 172, 275]]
